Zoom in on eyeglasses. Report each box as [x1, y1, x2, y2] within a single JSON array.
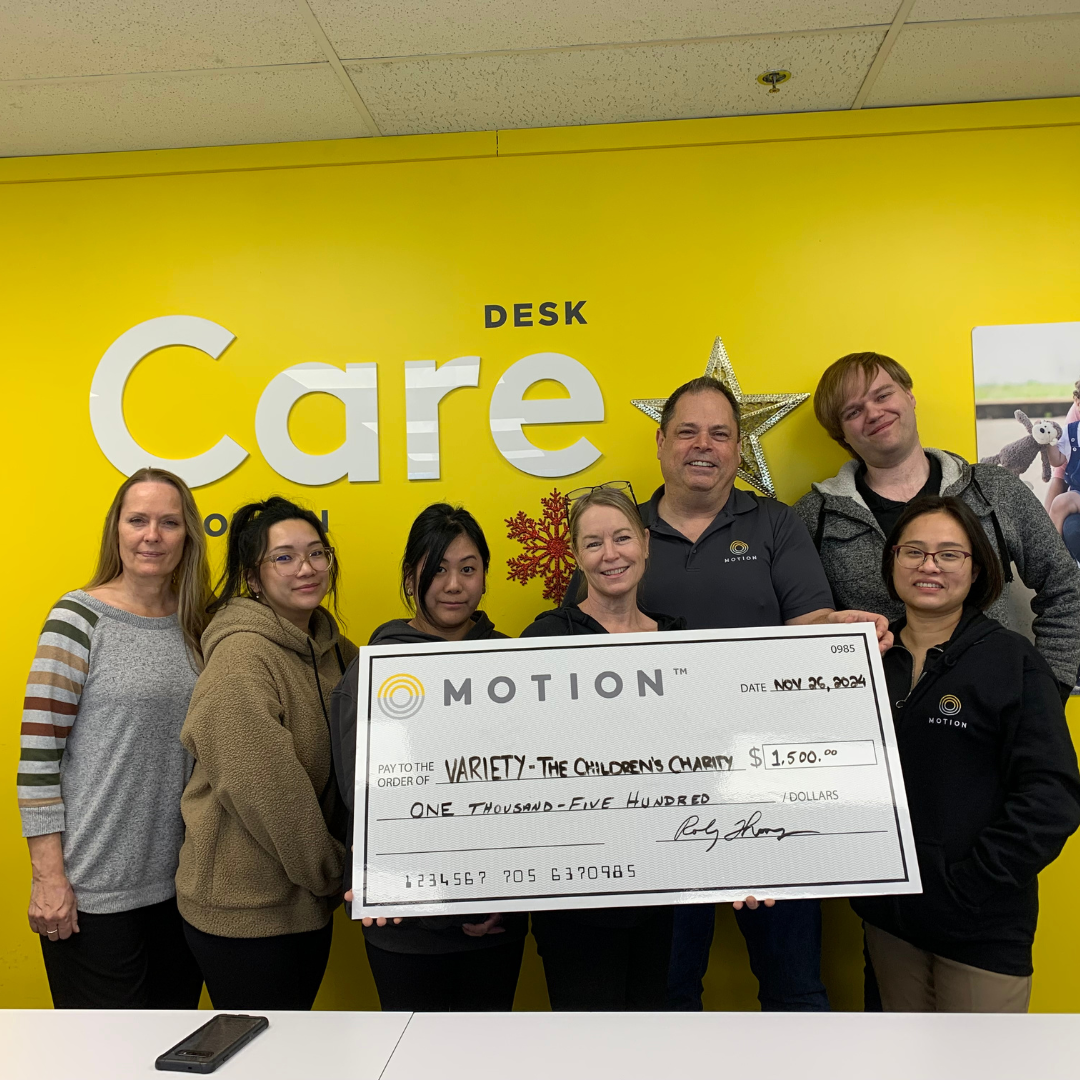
[[261, 547, 335, 577], [892, 545, 972, 571], [564, 480, 637, 517]]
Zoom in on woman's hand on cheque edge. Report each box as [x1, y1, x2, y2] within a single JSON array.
[[732, 896, 776, 911], [344, 888, 403, 926], [462, 913, 505, 937]]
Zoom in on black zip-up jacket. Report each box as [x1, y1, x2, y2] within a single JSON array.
[[330, 612, 528, 954], [853, 608, 1080, 975], [520, 604, 686, 929], [522, 606, 687, 636]]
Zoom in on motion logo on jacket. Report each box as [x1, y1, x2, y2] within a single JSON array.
[[928, 694, 967, 729]]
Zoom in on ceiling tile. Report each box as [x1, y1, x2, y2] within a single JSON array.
[[0, 65, 368, 157], [910, 1, 1080, 19], [0, 0, 323, 80], [345, 30, 886, 136], [865, 16, 1080, 106], [313, 0, 897, 59]]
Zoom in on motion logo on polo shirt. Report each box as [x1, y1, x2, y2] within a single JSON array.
[[377, 674, 426, 719], [725, 540, 757, 563]]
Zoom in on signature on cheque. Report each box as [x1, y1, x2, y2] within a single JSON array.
[[671, 812, 821, 853]]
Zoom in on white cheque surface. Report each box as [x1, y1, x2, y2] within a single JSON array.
[[352, 623, 919, 918]]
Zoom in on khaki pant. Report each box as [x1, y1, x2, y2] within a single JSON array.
[[865, 923, 1031, 1013]]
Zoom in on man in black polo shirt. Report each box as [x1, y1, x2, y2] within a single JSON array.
[[563, 375, 889, 1012]]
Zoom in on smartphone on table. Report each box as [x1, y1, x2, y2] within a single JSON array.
[[155, 1014, 269, 1073]]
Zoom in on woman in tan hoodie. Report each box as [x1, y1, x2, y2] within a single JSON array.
[[176, 497, 357, 1010]]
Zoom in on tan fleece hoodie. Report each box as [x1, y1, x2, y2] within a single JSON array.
[[176, 598, 358, 938]]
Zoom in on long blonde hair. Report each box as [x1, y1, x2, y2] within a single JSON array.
[[85, 468, 212, 666]]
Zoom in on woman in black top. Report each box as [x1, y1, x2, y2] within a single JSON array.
[[854, 495, 1080, 1012], [331, 504, 526, 1011], [520, 484, 685, 1010]]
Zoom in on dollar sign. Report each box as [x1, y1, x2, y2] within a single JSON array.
[[749, 747, 762, 769]]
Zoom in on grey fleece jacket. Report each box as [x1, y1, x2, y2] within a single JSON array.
[[793, 448, 1080, 687]]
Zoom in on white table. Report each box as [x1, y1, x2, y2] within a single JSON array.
[[2, 1009, 410, 1080], [383, 1011, 1080, 1080], [4, 1009, 1078, 1080]]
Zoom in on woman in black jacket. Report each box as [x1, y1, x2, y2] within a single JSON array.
[[854, 495, 1080, 1012], [520, 483, 685, 1011], [330, 504, 526, 1011]]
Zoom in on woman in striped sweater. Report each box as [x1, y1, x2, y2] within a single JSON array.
[[18, 468, 212, 1009]]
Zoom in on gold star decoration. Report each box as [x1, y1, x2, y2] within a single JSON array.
[[631, 335, 809, 498]]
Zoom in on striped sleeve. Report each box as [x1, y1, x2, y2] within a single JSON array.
[[18, 597, 98, 837]]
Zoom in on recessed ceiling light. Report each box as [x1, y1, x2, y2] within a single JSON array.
[[757, 70, 791, 93]]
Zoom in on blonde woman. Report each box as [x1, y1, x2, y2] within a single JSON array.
[[520, 483, 685, 1010], [18, 468, 211, 1008]]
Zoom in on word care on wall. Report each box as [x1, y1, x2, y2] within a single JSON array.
[[90, 315, 606, 489]]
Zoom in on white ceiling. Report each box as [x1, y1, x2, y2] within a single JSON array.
[[1, 0, 1078, 157]]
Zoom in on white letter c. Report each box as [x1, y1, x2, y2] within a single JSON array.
[[88, 315, 249, 488]]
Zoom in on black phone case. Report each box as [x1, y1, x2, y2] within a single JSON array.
[[155, 1015, 269, 1073]]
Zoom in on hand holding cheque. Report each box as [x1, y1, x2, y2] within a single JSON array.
[[349, 622, 920, 919]]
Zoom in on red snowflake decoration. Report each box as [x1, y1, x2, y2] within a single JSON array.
[[505, 489, 576, 604]]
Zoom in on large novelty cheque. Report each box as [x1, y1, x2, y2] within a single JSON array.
[[351, 624, 921, 919]]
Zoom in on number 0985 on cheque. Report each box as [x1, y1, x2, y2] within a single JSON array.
[[351, 622, 921, 919]]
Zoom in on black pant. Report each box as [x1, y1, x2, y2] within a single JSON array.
[[183, 918, 333, 1011], [532, 907, 673, 1011], [365, 938, 525, 1011], [668, 900, 830, 1011], [40, 896, 203, 1009]]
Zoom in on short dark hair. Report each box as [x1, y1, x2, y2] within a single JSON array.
[[882, 495, 1003, 610], [402, 503, 491, 620], [209, 495, 339, 615], [659, 376, 741, 436]]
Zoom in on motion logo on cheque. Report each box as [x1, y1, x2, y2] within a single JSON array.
[[377, 674, 426, 719]]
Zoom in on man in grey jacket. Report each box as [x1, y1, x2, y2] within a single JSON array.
[[794, 351, 1080, 701]]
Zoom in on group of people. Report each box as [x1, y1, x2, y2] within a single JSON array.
[[19, 351, 1080, 1016]]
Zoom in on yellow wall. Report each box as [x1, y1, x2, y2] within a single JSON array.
[[2, 96, 1079, 1012]]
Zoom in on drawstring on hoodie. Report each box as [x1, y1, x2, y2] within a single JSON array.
[[969, 474, 1014, 585], [309, 640, 347, 800], [309, 641, 329, 725], [306, 637, 347, 729]]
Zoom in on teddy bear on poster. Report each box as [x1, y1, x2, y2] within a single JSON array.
[[980, 409, 1063, 483]]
